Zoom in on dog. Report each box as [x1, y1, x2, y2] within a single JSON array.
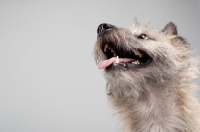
[[94, 21, 200, 132]]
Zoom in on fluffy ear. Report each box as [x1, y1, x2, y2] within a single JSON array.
[[162, 22, 177, 35]]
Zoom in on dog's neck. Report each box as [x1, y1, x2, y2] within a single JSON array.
[[107, 80, 193, 132]]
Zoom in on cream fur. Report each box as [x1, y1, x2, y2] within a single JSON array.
[[94, 21, 200, 132]]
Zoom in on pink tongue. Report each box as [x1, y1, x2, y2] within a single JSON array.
[[98, 57, 134, 69]]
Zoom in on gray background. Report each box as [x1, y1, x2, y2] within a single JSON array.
[[0, 0, 200, 132]]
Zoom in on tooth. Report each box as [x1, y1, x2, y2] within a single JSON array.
[[104, 44, 108, 52], [132, 61, 136, 64], [132, 60, 140, 65], [136, 60, 140, 64], [116, 56, 119, 63], [134, 50, 143, 58]]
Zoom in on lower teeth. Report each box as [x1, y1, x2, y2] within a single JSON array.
[[114, 60, 142, 68]]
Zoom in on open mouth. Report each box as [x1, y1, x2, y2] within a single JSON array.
[[98, 43, 152, 70]]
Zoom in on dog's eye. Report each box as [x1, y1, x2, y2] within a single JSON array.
[[137, 34, 148, 40]]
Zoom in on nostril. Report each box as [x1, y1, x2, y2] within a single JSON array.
[[97, 23, 113, 35], [102, 24, 112, 30]]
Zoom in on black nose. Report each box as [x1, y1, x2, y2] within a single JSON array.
[[97, 23, 113, 35]]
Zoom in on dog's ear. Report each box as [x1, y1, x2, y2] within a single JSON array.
[[162, 22, 177, 35]]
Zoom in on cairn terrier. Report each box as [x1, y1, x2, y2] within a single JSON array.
[[94, 21, 200, 132]]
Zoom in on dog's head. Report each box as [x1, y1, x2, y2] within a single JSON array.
[[94, 21, 196, 97]]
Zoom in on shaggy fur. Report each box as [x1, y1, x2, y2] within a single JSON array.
[[94, 21, 200, 132]]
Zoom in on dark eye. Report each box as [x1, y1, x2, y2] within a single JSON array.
[[137, 34, 148, 40]]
